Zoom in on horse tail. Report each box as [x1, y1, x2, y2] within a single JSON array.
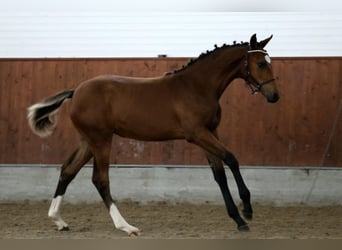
[[27, 90, 74, 138]]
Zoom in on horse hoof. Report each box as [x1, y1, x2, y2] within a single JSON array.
[[58, 226, 70, 231], [242, 210, 253, 220], [238, 224, 250, 232], [128, 231, 141, 237]]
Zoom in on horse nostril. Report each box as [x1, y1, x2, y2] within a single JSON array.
[[268, 93, 279, 103], [273, 93, 279, 101]]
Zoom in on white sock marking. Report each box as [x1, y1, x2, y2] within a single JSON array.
[[109, 203, 140, 235], [48, 195, 68, 230]]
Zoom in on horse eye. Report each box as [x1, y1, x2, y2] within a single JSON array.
[[257, 62, 267, 69]]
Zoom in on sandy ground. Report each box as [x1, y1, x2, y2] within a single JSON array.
[[0, 201, 341, 239]]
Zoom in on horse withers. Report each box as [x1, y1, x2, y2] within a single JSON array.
[[27, 34, 279, 236]]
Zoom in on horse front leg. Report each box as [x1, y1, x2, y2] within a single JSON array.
[[191, 129, 249, 231], [206, 152, 249, 231], [209, 130, 253, 220], [224, 150, 253, 220], [90, 137, 140, 236]]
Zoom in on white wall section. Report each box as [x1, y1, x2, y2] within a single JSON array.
[[2, 0, 342, 12], [0, 11, 341, 58], [0, 165, 341, 205]]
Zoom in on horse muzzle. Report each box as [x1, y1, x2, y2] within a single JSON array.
[[266, 92, 280, 103]]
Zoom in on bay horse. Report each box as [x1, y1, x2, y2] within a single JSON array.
[[27, 34, 279, 236]]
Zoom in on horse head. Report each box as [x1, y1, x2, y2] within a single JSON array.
[[245, 34, 279, 103]]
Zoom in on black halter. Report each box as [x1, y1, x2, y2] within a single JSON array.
[[245, 49, 275, 94]]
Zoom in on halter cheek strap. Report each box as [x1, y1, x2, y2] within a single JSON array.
[[245, 50, 275, 94]]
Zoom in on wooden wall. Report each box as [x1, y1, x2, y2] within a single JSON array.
[[0, 58, 341, 166]]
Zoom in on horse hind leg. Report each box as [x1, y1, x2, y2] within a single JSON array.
[[48, 139, 92, 231], [90, 136, 140, 236]]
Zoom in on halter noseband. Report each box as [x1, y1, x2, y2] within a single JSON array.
[[245, 49, 275, 94]]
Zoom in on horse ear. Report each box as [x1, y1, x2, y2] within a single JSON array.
[[250, 34, 258, 49], [258, 35, 273, 49]]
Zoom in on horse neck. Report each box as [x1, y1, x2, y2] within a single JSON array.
[[177, 45, 247, 99]]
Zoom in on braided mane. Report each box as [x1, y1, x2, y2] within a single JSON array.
[[166, 41, 249, 75]]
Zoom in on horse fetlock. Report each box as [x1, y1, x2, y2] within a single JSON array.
[[230, 212, 247, 229], [242, 202, 253, 220], [48, 195, 69, 230], [116, 223, 141, 236], [113, 216, 140, 235], [242, 209, 253, 220], [238, 224, 250, 232], [109, 203, 140, 236], [48, 213, 69, 231]]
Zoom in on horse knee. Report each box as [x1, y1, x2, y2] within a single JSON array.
[[212, 166, 227, 184]]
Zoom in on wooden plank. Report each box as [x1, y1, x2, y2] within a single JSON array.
[[0, 58, 341, 166], [322, 60, 342, 166]]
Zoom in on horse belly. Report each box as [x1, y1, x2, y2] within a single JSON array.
[[113, 109, 183, 141]]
